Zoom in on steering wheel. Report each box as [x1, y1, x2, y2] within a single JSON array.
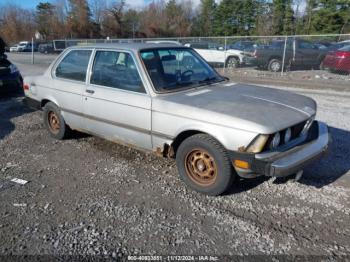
[[181, 70, 194, 79]]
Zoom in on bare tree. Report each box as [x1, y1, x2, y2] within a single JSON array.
[[0, 4, 36, 45], [91, 0, 107, 24]]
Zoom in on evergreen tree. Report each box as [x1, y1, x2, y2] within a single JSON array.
[[272, 0, 294, 35], [164, 0, 192, 37], [307, 0, 350, 34], [193, 0, 216, 36], [67, 0, 92, 38], [213, 0, 258, 36], [35, 2, 56, 40]]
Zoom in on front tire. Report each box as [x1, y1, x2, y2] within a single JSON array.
[[268, 58, 282, 72], [43, 102, 70, 140], [226, 57, 239, 69], [176, 134, 235, 196]]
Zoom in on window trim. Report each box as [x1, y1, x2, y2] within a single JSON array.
[[52, 48, 94, 84], [87, 48, 148, 95]]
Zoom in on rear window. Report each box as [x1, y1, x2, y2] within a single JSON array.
[[55, 50, 92, 82]]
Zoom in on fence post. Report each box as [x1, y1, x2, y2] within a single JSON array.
[[224, 36, 227, 70], [31, 37, 34, 65], [281, 35, 288, 76]]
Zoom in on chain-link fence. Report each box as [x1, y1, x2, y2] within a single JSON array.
[[49, 34, 350, 88]]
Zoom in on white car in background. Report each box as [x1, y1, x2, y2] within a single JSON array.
[[17, 41, 30, 52], [146, 40, 182, 46], [10, 45, 19, 52], [184, 42, 253, 68]]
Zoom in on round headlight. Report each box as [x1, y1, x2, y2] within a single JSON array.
[[270, 132, 280, 149], [284, 128, 292, 143]]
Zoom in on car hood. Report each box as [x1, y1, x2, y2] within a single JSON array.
[[153, 82, 316, 134]]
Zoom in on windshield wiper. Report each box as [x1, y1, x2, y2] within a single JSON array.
[[197, 76, 223, 85]]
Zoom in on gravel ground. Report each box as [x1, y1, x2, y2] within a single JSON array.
[[0, 53, 349, 260]]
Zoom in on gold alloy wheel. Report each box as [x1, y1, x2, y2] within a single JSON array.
[[185, 149, 218, 186], [47, 111, 60, 134]]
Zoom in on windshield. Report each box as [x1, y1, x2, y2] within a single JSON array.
[[140, 48, 224, 92]]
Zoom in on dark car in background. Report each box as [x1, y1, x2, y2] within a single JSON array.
[[38, 42, 55, 54], [322, 46, 350, 74], [0, 54, 23, 96], [253, 38, 328, 72]]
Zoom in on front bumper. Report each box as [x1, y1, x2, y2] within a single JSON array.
[[231, 121, 329, 178], [243, 56, 256, 66]]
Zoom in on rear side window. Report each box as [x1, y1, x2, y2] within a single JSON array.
[[90, 50, 145, 93], [55, 50, 92, 82]]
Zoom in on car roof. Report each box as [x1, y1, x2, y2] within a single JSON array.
[[67, 42, 186, 51]]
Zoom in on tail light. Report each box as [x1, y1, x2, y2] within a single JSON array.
[[335, 51, 350, 59], [23, 83, 29, 90]]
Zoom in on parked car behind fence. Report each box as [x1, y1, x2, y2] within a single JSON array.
[[185, 42, 254, 68], [322, 45, 350, 74], [38, 42, 55, 54], [253, 38, 328, 72]]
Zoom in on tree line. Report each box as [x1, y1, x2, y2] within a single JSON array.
[[0, 0, 349, 45]]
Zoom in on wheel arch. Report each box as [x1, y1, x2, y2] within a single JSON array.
[[170, 128, 232, 158], [268, 55, 282, 62], [171, 130, 205, 157], [40, 97, 60, 109]]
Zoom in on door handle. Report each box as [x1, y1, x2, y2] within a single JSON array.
[[86, 89, 95, 94]]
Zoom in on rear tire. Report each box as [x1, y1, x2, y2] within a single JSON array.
[[176, 134, 235, 196], [43, 102, 70, 140], [268, 58, 282, 72]]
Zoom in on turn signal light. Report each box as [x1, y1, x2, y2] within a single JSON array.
[[233, 160, 250, 169], [23, 83, 29, 90]]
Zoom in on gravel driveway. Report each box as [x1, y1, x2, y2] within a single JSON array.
[[0, 53, 349, 260]]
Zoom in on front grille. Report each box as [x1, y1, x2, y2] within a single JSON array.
[[262, 119, 309, 151], [291, 120, 307, 139]]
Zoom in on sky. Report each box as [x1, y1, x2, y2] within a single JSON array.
[[0, 0, 304, 13], [0, 0, 203, 10], [0, 0, 192, 9]]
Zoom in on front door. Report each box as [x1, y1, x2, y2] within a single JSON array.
[[83, 50, 152, 150]]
